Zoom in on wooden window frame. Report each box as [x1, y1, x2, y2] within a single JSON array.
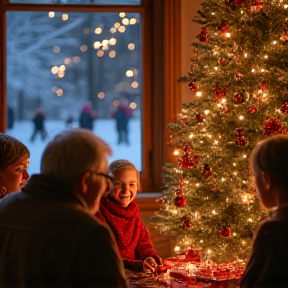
[[0, 0, 181, 192]]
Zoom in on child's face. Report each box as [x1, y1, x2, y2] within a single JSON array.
[[111, 169, 138, 208]]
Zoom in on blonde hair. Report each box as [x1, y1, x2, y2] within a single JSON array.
[[108, 159, 137, 176], [251, 134, 288, 189], [41, 129, 112, 185]]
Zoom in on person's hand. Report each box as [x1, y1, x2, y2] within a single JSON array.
[[143, 257, 158, 272]]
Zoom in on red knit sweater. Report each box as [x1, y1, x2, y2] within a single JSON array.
[[96, 197, 161, 271]]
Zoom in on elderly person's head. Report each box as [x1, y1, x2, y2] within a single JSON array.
[[41, 129, 112, 213], [250, 134, 288, 210], [0, 133, 30, 197]]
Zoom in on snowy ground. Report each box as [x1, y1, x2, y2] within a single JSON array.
[[7, 119, 142, 175]]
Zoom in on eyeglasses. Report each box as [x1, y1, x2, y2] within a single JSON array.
[[95, 172, 114, 182]]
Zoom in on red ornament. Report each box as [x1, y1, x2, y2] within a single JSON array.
[[197, 27, 208, 42], [196, 113, 204, 122], [178, 155, 199, 169], [233, 92, 244, 104], [218, 58, 227, 65], [174, 195, 187, 208], [218, 21, 228, 36], [263, 118, 286, 136], [181, 217, 193, 229], [235, 72, 243, 80], [186, 249, 201, 262], [213, 87, 227, 102], [280, 26, 288, 43], [249, 105, 257, 113], [236, 127, 245, 136], [235, 136, 248, 147], [202, 164, 212, 175], [281, 102, 288, 114], [260, 80, 267, 91], [220, 226, 232, 238], [188, 82, 197, 93], [251, 0, 264, 10], [230, 0, 244, 6]]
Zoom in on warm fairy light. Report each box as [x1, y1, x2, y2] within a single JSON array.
[[196, 183, 200, 187], [102, 45, 109, 51], [204, 110, 210, 115], [214, 140, 218, 144], [263, 93, 267, 98], [242, 194, 248, 203], [73, 56, 80, 63], [109, 38, 117, 45], [272, 41, 277, 44], [233, 233, 237, 236], [113, 100, 120, 107], [211, 12, 215, 15], [225, 32, 231, 38], [119, 12, 126, 18], [239, 115, 244, 120], [243, 155, 247, 158], [80, 45, 88, 52], [94, 41, 101, 49], [122, 18, 130, 25], [189, 134, 194, 138], [233, 163, 236, 166], [58, 71, 65, 78], [221, 178, 225, 181], [261, 69, 265, 72], [251, 69, 255, 73], [64, 58, 71, 65], [51, 66, 58, 74], [98, 92, 105, 99], [196, 91, 202, 97], [214, 67, 218, 71], [217, 103, 222, 107], [130, 18, 137, 25], [56, 89, 63, 97], [212, 210, 216, 214], [241, 10, 244, 14], [97, 50, 104, 57], [248, 218, 253, 222], [102, 39, 109, 46], [109, 51, 116, 58], [226, 198, 229, 202], [48, 11, 55, 18], [264, 55, 268, 59], [59, 65, 65, 72], [234, 172, 237, 175], [172, 210, 178, 215], [114, 22, 121, 28], [126, 70, 133, 77], [118, 26, 126, 33], [221, 98, 226, 103], [285, 4, 288, 9], [208, 135, 212, 138], [174, 246, 180, 253], [95, 27, 102, 34], [207, 249, 211, 254], [242, 240, 247, 245], [62, 13, 68, 21], [110, 28, 117, 33], [128, 43, 135, 50], [244, 53, 248, 58], [200, 240, 203, 243], [131, 81, 138, 88], [174, 150, 180, 155], [130, 102, 137, 109]]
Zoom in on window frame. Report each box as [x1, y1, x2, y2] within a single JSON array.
[[0, 0, 181, 192]]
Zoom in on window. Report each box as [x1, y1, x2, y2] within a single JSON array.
[[0, 0, 180, 192]]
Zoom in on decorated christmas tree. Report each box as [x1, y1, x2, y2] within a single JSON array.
[[152, 0, 288, 264]]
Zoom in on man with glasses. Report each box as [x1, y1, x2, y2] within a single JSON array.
[[0, 129, 128, 288]]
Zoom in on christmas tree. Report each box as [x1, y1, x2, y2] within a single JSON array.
[[152, 0, 288, 264]]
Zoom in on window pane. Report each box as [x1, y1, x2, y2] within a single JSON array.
[[6, 11, 142, 175], [9, 0, 141, 5]]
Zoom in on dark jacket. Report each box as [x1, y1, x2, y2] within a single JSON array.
[[240, 203, 288, 288], [96, 196, 162, 272], [0, 174, 128, 288]]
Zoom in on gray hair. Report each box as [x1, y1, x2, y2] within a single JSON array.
[[251, 134, 288, 190], [41, 129, 112, 185]]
